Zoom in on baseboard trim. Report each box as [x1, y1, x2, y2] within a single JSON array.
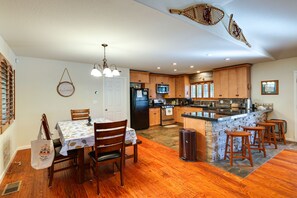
[[0, 145, 31, 184], [0, 149, 18, 184], [286, 138, 296, 142]]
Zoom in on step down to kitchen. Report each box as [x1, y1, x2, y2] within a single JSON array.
[[2, 181, 21, 196]]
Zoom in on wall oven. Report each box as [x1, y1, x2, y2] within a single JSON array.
[[161, 105, 175, 126]]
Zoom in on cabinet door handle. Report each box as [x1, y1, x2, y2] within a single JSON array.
[[247, 84, 251, 90]]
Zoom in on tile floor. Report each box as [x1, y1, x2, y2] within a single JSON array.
[[136, 124, 297, 178]]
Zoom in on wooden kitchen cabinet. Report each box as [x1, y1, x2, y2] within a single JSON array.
[[149, 108, 160, 126], [175, 75, 190, 98], [130, 70, 149, 83], [164, 76, 175, 98], [213, 64, 251, 98], [145, 75, 156, 99], [174, 107, 202, 123], [213, 69, 229, 98], [228, 66, 251, 98], [155, 75, 169, 84]]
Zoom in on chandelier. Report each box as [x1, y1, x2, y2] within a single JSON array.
[[91, 44, 120, 77]]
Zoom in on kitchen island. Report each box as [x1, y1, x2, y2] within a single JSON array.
[[181, 109, 272, 162]]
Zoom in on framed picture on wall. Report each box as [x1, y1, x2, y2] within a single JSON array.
[[261, 80, 279, 95]]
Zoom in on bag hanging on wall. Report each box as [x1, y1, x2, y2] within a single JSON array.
[[31, 124, 55, 170]]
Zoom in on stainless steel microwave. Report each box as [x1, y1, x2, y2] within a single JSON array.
[[156, 84, 169, 94]]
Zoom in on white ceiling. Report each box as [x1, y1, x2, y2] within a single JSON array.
[[0, 0, 297, 74]]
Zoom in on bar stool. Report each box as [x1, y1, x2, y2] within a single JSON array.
[[266, 119, 286, 145], [224, 130, 253, 167], [242, 126, 266, 157], [257, 122, 277, 149]]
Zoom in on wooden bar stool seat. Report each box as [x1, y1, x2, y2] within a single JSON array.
[[266, 119, 286, 145], [242, 126, 266, 157], [257, 122, 277, 149], [224, 130, 253, 167]]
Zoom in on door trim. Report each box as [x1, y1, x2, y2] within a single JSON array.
[[294, 71, 297, 141]]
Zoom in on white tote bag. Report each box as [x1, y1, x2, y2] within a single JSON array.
[[31, 124, 55, 170]]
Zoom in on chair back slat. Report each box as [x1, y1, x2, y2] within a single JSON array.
[[71, 109, 90, 120], [97, 144, 123, 153], [41, 113, 51, 140], [96, 135, 124, 145], [95, 128, 125, 137], [94, 120, 127, 159]]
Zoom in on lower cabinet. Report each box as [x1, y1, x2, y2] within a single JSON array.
[[149, 108, 160, 126], [174, 107, 202, 123]]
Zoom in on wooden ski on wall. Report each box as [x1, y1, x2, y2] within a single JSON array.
[[169, 4, 224, 26], [228, 14, 251, 47]]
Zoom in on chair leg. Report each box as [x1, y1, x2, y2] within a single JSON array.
[[95, 165, 100, 195], [120, 159, 124, 186], [246, 136, 253, 167], [48, 164, 54, 187], [281, 123, 286, 145], [271, 126, 277, 149], [224, 135, 229, 160], [242, 136, 245, 161], [260, 129, 266, 158], [230, 136, 233, 166], [134, 144, 138, 163]]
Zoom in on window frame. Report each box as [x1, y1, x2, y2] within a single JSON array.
[[0, 53, 15, 134], [190, 81, 214, 99]]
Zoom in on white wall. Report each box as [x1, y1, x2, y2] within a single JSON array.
[[251, 57, 297, 141], [0, 36, 17, 182], [16, 57, 130, 147]]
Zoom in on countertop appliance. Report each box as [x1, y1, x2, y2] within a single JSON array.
[[156, 84, 169, 94], [130, 88, 149, 130]]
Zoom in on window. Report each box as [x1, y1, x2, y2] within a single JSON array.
[[0, 54, 15, 134], [190, 81, 214, 99], [190, 84, 196, 98]]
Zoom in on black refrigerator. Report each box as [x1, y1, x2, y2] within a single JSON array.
[[130, 88, 149, 130]]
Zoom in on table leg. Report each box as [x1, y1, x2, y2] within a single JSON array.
[[78, 148, 85, 184]]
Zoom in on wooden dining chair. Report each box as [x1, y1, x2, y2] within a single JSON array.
[[88, 120, 127, 195], [41, 114, 78, 187], [70, 109, 90, 120], [42, 114, 62, 148]]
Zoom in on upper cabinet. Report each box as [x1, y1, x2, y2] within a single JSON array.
[[213, 69, 229, 98], [130, 70, 149, 83], [145, 74, 156, 99], [164, 77, 175, 98], [155, 75, 169, 84], [213, 64, 251, 98], [175, 75, 190, 98]]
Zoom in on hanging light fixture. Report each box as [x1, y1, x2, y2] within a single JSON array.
[[91, 43, 120, 77]]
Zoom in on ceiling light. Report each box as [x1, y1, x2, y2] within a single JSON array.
[[174, 69, 177, 72], [91, 64, 102, 77], [190, 65, 194, 68], [157, 67, 160, 69], [196, 71, 200, 73], [91, 44, 120, 78], [225, 58, 231, 61], [173, 62, 177, 66]]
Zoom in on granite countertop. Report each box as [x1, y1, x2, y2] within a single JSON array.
[[182, 109, 272, 121]]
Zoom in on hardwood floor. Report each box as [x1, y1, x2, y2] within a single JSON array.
[[1, 136, 297, 197]]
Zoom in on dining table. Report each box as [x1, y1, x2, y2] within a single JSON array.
[[55, 118, 137, 183]]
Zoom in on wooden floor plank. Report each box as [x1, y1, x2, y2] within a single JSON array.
[[0, 136, 297, 197]]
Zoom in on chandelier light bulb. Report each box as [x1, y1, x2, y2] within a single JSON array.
[[112, 69, 120, 76]]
